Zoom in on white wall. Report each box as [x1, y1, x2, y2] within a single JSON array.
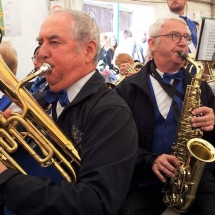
[[132, 6, 155, 35], [187, 2, 211, 23], [2, 0, 49, 80]]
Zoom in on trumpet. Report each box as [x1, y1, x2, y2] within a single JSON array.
[[0, 56, 81, 183], [26, 68, 37, 77], [106, 62, 144, 89]]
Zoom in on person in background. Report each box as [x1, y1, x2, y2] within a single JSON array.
[[0, 41, 18, 111], [0, 8, 138, 215], [167, 0, 197, 53], [98, 33, 113, 68], [114, 29, 145, 64], [31, 46, 41, 73], [0, 41, 18, 215], [115, 53, 145, 78], [115, 53, 134, 69], [141, 31, 148, 43], [108, 35, 120, 77], [136, 30, 148, 61], [114, 53, 142, 77], [25, 46, 48, 93], [0, 41, 18, 75], [98, 33, 118, 83], [108, 34, 118, 60], [0, 43, 46, 215], [193, 20, 200, 31], [115, 16, 215, 215]]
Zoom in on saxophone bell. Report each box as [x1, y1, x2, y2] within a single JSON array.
[[162, 52, 215, 213]]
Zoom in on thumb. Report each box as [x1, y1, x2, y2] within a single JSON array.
[[3, 109, 11, 119]]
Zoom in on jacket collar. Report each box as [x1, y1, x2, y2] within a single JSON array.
[[68, 69, 105, 106], [130, 60, 155, 99], [130, 59, 193, 93], [130, 60, 151, 89]]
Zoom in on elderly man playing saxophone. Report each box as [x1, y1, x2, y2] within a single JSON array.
[[116, 16, 215, 215]]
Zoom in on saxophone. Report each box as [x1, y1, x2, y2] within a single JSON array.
[[162, 51, 215, 213], [106, 62, 144, 89], [0, 55, 81, 183]]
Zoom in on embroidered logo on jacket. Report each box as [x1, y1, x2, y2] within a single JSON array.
[[71, 125, 83, 149]]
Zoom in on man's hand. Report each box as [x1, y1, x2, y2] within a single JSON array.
[[152, 154, 180, 183], [0, 109, 12, 173], [192, 106, 215, 131], [0, 162, 8, 173], [119, 63, 131, 76], [119, 63, 138, 77], [3, 109, 11, 119]]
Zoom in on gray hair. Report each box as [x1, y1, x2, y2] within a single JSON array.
[[0, 41, 18, 75], [148, 16, 190, 56], [49, 8, 101, 65]]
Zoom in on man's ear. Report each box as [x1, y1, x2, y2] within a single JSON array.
[[84, 40, 97, 63], [148, 38, 156, 53]]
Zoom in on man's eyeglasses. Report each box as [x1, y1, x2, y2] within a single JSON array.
[[153, 33, 192, 45], [31, 56, 41, 62]]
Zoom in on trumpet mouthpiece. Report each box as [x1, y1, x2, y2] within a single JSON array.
[[35, 63, 52, 76], [42, 63, 52, 74]]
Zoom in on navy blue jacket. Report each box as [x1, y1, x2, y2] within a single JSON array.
[[0, 70, 138, 215], [115, 60, 215, 178]]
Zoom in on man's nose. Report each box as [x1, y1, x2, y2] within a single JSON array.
[[37, 45, 49, 61], [178, 36, 188, 46]]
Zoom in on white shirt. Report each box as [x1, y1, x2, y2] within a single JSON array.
[[208, 81, 215, 95], [150, 69, 178, 119], [55, 71, 96, 118], [168, 11, 185, 18], [113, 37, 136, 65]]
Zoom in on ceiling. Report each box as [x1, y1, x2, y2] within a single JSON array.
[[132, 0, 214, 4], [89, 0, 215, 5]]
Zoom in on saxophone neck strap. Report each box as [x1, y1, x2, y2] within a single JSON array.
[[51, 101, 58, 122], [149, 61, 184, 121]]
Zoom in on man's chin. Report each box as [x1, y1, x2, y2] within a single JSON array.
[[170, 6, 183, 13], [49, 88, 59, 93]]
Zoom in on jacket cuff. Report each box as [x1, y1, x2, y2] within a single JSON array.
[[0, 169, 21, 188]]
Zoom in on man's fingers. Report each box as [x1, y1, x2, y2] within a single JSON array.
[[3, 109, 11, 119], [191, 106, 215, 131], [153, 165, 175, 181], [152, 155, 180, 182], [153, 169, 166, 183]]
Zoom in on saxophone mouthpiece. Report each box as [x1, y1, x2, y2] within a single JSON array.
[[177, 51, 188, 61]]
